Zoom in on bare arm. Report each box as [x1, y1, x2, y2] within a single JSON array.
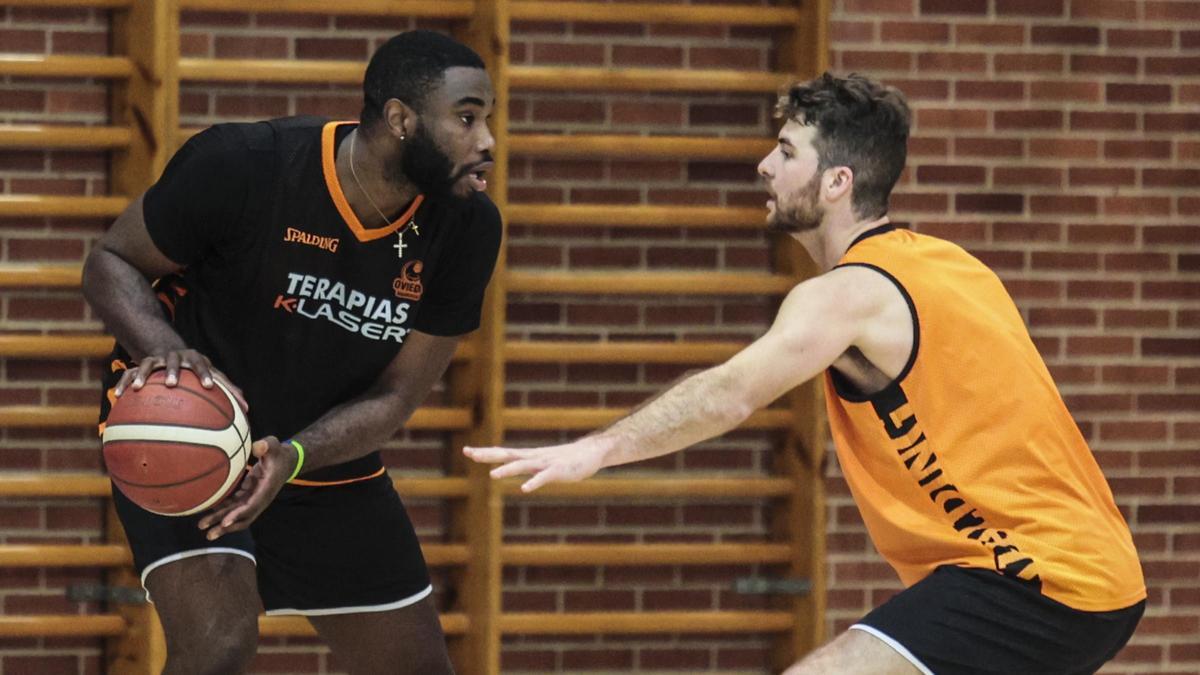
[[83, 194, 239, 396], [290, 330, 459, 473], [590, 269, 866, 464], [465, 266, 899, 491], [198, 329, 460, 538], [83, 194, 184, 357]]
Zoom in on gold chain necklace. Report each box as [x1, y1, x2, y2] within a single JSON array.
[[349, 130, 418, 259]]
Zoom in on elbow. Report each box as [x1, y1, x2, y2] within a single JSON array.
[[709, 366, 757, 428], [727, 397, 756, 428], [80, 246, 127, 316], [367, 383, 420, 418], [80, 245, 119, 308], [80, 249, 103, 305]]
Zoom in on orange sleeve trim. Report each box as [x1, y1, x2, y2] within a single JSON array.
[[287, 466, 387, 487], [156, 292, 176, 320], [321, 121, 425, 243], [100, 360, 126, 436]]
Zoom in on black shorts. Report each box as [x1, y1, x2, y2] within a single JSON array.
[[854, 565, 1143, 675], [113, 473, 432, 615]]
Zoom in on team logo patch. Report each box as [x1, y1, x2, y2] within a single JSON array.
[[284, 227, 339, 253], [393, 260, 424, 301]]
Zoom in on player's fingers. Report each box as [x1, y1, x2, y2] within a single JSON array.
[[220, 460, 278, 527], [203, 498, 258, 539], [489, 457, 544, 480], [196, 474, 258, 529], [114, 368, 138, 396], [198, 507, 229, 530], [198, 484, 252, 525], [213, 370, 248, 412], [227, 480, 256, 503], [188, 353, 215, 388], [236, 467, 260, 489], [164, 352, 181, 386], [522, 467, 564, 493], [131, 357, 160, 390], [198, 501, 238, 530], [215, 496, 267, 535], [216, 513, 251, 537], [251, 438, 273, 459], [464, 446, 523, 463], [205, 517, 236, 540], [222, 503, 255, 528]]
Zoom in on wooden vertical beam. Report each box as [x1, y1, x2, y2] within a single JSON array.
[[786, 0, 831, 79], [769, 235, 829, 668], [109, 0, 178, 195], [452, 2, 511, 673], [768, 2, 831, 667], [106, 1, 176, 671]]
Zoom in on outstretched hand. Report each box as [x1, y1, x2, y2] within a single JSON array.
[[198, 436, 298, 540], [463, 439, 608, 493]]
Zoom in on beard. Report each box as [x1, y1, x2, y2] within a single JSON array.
[[395, 125, 460, 199], [766, 171, 824, 233]]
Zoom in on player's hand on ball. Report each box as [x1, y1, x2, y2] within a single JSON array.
[[115, 348, 248, 412], [198, 436, 298, 540], [463, 440, 607, 493]]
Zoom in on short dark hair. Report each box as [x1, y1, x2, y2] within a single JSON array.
[[360, 30, 486, 132], [776, 72, 911, 220]]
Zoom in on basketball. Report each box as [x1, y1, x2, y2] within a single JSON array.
[[102, 369, 251, 516]]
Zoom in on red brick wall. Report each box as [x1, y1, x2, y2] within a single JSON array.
[[1, 1, 1197, 673], [2, 5, 114, 674]]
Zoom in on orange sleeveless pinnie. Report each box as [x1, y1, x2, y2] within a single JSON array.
[[824, 228, 1144, 612]]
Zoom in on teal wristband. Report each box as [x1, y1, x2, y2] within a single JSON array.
[[285, 439, 305, 482]]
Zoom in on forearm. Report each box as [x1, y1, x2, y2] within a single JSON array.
[[82, 248, 186, 360], [592, 364, 754, 469], [287, 387, 423, 473], [277, 329, 459, 475]]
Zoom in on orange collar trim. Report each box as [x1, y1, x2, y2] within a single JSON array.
[[321, 121, 424, 243]]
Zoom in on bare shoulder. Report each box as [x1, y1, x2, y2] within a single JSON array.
[[89, 193, 182, 280], [722, 263, 913, 401], [782, 265, 907, 322], [819, 265, 915, 379]]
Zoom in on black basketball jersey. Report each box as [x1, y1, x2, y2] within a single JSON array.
[[126, 116, 501, 482]]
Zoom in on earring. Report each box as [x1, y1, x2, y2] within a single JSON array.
[[400, 133, 406, 141]]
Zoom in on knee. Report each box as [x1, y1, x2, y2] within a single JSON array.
[[206, 626, 258, 674], [164, 613, 258, 675]]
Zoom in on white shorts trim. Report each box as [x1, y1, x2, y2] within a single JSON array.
[[140, 547, 257, 603], [264, 584, 434, 617], [849, 623, 935, 675]]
